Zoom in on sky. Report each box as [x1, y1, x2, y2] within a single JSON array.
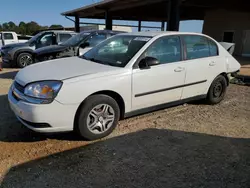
[[0, 0, 203, 33]]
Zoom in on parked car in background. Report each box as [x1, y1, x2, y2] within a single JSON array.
[[0, 32, 32, 49], [33, 30, 125, 63], [8, 32, 240, 140], [1, 30, 76, 68]]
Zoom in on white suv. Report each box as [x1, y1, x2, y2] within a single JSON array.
[[8, 32, 241, 140]]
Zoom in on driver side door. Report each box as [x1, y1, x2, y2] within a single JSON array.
[[132, 35, 186, 111], [36, 32, 56, 49]]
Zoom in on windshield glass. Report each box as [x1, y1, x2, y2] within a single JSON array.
[[61, 32, 91, 46], [81, 35, 151, 67]]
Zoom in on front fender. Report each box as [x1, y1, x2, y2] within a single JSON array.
[[56, 72, 132, 113], [13, 48, 34, 61]]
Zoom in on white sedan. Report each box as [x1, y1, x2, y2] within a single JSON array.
[[8, 32, 241, 140]]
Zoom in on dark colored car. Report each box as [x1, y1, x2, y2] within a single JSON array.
[[33, 30, 125, 63], [1, 30, 76, 68]]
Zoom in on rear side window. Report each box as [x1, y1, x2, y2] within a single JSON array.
[[59, 33, 73, 43], [3, 33, 14, 40], [183, 35, 210, 60], [208, 39, 219, 56]]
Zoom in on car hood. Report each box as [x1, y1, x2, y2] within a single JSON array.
[[34, 45, 72, 55], [15, 56, 119, 86], [1, 42, 28, 50]]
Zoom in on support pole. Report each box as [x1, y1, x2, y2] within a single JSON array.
[[167, 0, 180, 31], [161, 21, 165, 31], [105, 10, 113, 30], [138, 20, 142, 31], [75, 15, 80, 32]]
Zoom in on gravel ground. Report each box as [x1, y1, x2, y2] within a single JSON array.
[[0, 69, 249, 188]]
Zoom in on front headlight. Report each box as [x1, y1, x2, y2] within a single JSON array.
[[24, 81, 62, 103]]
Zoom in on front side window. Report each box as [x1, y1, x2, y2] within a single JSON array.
[[183, 35, 210, 60], [143, 36, 181, 64], [59, 33, 73, 43], [36, 33, 56, 48], [3, 33, 14, 40], [85, 33, 106, 47], [82, 35, 151, 67]]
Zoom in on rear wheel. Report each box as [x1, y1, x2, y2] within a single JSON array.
[[17, 53, 33, 68], [75, 94, 120, 140], [206, 75, 227, 105]]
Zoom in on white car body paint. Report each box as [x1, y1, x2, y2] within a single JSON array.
[[9, 31, 241, 133]]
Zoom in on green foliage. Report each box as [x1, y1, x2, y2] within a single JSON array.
[[49, 24, 63, 29], [0, 21, 64, 36]]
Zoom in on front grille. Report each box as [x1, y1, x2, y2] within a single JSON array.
[[14, 81, 25, 93]]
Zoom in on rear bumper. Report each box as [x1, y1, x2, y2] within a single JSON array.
[[230, 70, 240, 77]]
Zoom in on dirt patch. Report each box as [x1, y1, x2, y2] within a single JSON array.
[[0, 69, 249, 187]]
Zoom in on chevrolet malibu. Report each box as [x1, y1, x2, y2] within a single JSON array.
[[8, 32, 241, 140]]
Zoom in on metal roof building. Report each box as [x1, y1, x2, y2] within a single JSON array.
[[62, 0, 250, 56]]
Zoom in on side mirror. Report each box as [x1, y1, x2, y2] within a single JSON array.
[[138, 56, 160, 69], [80, 42, 90, 48]]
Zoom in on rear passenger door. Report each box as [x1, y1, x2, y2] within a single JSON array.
[[181, 35, 223, 99]]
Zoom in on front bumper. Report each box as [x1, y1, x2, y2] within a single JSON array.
[[1, 51, 14, 65], [8, 85, 79, 133]]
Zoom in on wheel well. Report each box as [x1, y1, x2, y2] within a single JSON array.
[[220, 72, 229, 86], [73, 90, 125, 130], [14, 51, 33, 61]]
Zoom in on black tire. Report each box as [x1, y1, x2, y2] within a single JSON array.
[[75, 94, 120, 140], [16, 53, 33, 68], [206, 75, 227, 105]]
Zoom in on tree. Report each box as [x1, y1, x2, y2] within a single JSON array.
[[2, 23, 9, 31], [18, 22, 26, 35], [0, 21, 65, 35], [49, 24, 63, 29], [26, 21, 41, 35], [8, 21, 16, 31]]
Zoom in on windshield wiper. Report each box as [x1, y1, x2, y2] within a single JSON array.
[[81, 56, 118, 67]]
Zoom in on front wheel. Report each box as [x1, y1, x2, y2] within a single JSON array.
[[75, 94, 120, 140], [206, 75, 227, 105], [16, 53, 33, 68]]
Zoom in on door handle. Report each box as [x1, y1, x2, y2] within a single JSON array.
[[209, 61, 216, 66], [174, 67, 185, 72]]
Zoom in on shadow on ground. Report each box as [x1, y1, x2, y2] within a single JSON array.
[[0, 71, 18, 80], [0, 95, 79, 142], [1, 128, 250, 188]]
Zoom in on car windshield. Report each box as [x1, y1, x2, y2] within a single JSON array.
[[61, 32, 91, 47], [81, 35, 151, 67]]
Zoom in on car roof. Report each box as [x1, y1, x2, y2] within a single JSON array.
[[52, 30, 76, 34], [118, 31, 205, 37], [79, 30, 126, 35]]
